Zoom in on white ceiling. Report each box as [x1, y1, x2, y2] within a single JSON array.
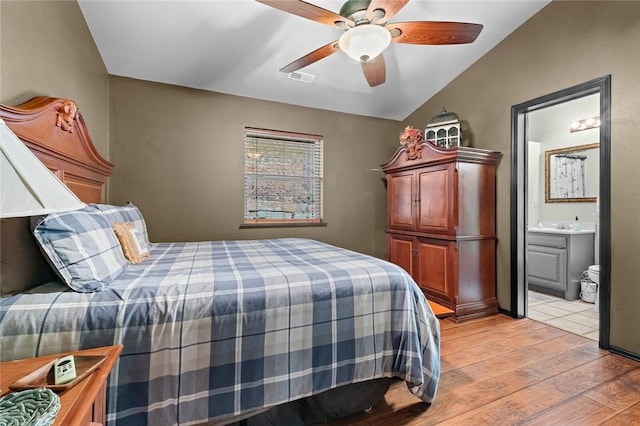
[[78, 0, 550, 121]]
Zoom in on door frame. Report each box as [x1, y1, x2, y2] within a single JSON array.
[[509, 75, 611, 349]]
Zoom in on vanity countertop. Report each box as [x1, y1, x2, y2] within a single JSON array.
[[528, 227, 596, 235]]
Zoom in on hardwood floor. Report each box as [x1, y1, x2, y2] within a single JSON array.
[[327, 314, 640, 425]]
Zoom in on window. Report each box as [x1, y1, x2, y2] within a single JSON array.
[[243, 127, 323, 226]]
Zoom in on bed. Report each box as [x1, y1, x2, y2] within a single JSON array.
[[0, 97, 440, 425]]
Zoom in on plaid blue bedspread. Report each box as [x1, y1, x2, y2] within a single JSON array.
[[0, 238, 440, 425]]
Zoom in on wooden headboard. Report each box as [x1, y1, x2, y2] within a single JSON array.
[[0, 97, 113, 295], [0, 96, 113, 202]]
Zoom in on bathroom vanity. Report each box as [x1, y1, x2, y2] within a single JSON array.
[[527, 227, 595, 300]]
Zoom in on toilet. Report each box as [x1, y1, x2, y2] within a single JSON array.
[[588, 265, 600, 312], [588, 264, 600, 284]]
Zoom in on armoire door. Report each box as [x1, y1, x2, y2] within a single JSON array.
[[387, 171, 416, 231], [415, 237, 454, 306], [387, 233, 414, 276], [416, 165, 454, 235]]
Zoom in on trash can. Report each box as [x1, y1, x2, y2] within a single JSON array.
[[580, 271, 598, 303]]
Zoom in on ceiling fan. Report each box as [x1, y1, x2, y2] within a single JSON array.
[[256, 0, 483, 87]]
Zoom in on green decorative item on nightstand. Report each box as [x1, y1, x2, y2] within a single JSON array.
[[0, 388, 60, 426]]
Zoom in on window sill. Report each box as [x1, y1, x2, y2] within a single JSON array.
[[239, 222, 328, 229]]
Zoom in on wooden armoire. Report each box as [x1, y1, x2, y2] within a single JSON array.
[[381, 141, 502, 322]]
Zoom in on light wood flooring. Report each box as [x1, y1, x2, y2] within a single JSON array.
[[327, 314, 640, 425]]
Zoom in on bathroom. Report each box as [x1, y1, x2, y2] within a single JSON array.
[[526, 93, 600, 340]]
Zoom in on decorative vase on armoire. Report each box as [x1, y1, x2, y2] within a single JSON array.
[[381, 141, 502, 322]]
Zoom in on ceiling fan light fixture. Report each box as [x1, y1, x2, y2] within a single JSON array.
[[338, 24, 391, 62]]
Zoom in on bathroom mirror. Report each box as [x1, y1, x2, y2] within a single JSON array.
[[545, 142, 599, 203]]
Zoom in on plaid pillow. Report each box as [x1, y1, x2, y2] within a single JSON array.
[[33, 207, 129, 292], [87, 202, 151, 248]]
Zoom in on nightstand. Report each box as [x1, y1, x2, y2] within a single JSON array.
[[0, 345, 122, 426]]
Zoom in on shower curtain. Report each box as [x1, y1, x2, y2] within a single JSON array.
[[550, 154, 586, 198]]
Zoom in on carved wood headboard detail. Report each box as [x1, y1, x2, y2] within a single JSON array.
[[0, 97, 114, 295], [0, 96, 113, 203]]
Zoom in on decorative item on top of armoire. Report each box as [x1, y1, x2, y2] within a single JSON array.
[[381, 141, 502, 322], [399, 126, 424, 160], [424, 107, 461, 149]]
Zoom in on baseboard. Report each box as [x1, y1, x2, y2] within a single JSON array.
[[454, 299, 499, 322], [610, 345, 640, 363], [498, 306, 523, 319]]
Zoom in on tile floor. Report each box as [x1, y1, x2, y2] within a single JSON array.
[[527, 290, 599, 341]]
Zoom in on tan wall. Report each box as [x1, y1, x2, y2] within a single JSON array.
[[0, 0, 109, 292], [109, 77, 400, 258], [0, 0, 109, 160], [403, 1, 640, 355]]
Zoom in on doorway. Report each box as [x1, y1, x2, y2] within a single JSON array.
[[510, 76, 611, 349]]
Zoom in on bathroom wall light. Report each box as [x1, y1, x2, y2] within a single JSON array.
[[569, 116, 601, 133]]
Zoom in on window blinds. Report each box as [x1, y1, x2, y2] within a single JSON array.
[[244, 128, 323, 224]]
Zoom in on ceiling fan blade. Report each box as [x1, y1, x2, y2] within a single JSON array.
[[361, 54, 386, 87], [256, 0, 353, 28], [280, 40, 340, 73], [388, 21, 483, 45], [366, 0, 409, 25]]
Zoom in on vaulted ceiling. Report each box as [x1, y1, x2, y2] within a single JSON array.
[[79, 0, 550, 121]]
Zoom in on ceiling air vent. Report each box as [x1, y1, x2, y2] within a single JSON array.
[[288, 71, 315, 84]]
